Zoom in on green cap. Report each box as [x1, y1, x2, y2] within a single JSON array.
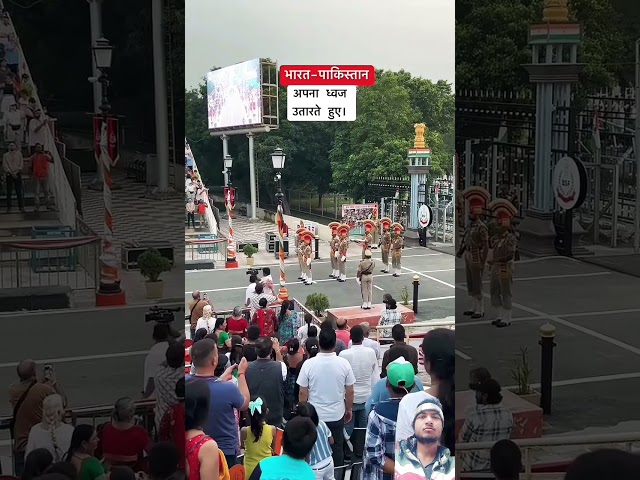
[[387, 356, 415, 388]]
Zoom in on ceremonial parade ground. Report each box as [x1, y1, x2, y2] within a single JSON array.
[[455, 255, 640, 435]]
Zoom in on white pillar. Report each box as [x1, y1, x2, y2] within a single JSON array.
[[222, 134, 229, 186], [247, 132, 257, 220], [152, 0, 170, 191]]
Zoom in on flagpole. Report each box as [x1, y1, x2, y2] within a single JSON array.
[[276, 190, 288, 301]]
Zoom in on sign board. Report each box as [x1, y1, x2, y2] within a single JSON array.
[[552, 156, 587, 210], [418, 204, 433, 228]]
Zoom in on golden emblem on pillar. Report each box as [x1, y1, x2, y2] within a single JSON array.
[[413, 123, 427, 149], [542, 0, 569, 23]]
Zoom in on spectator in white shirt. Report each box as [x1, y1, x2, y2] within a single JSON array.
[[143, 325, 171, 398], [260, 267, 277, 297], [297, 327, 355, 469], [339, 325, 377, 462], [296, 312, 317, 345], [246, 282, 276, 317], [348, 322, 381, 388], [3, 141, 24, 212], [28, 109, 49, 155], [25, 394, 73, 461], [5, 103, 22, 143], [245, 274, 259, 304]]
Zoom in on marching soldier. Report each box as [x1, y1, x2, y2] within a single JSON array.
[[390, 222, 404, 277], [357, 249, 375, 309], [378, 217, 392, 273], [487, 199, 518, 327], [296, 227, 307, 282], [328, 222, 340, 279], [361, 219, 375, 259], [301, 230, 314, 285], [460, 187, 490, 319], [336, 224, 350, 282]]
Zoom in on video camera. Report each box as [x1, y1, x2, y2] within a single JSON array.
[[246, 268, 260, 276], [145, 306, 181, 324]]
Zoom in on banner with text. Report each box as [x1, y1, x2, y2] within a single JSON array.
[[281, 65, 375, 122]]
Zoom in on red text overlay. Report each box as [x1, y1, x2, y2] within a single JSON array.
[[280, 65, 376, 87]]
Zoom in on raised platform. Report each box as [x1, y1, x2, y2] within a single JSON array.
[[455, 389, 543, 439], [325, 303, 415, 328]]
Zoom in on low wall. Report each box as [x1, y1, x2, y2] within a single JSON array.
[[257, 207, 333, 241]]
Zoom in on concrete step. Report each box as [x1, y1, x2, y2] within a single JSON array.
[[0, 210, 62, 237], [0, 191, 50, 207]]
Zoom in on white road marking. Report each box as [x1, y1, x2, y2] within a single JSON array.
[[454, 285, 640, 356], [502, 371, 640, 391], [401, 266, 456, 289], [456, 349, 472, 360], [189, 269, 455, 294], [0, 351, 149, 369], [373, 285, 384, 291], [325, 296, 454, 312], [481, 271, 611, 284], [459, 307, 640, 327]]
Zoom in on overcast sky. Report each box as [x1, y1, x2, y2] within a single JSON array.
[[185, 0, 455, 90]]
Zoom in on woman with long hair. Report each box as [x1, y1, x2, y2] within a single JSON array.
[[296, 312, 316, 345], [63, 425, 107, 480], [26, 394, 74, 461], [195, 305, 215, 333], [240, 397, 275, 478], [277, 300, 300, 344], [395, 328, 455, 453], [213, 317, 232, 352], [186, 379, 227, 480]]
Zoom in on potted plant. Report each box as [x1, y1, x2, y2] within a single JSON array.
[[510, 347, 541, 406], [305, 293, 330, 318], [243, 244, 258, 266], [138, 248, 172, 299], [400, 285, 410, 306]]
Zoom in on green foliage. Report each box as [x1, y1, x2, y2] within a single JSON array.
[[138, 249, 172, 283], [305, 293, 330, 317], [242, 244, 258, 258], [186, 66, 454, 203], [400, 286, 410, 306], [510, 347, 534, 395]]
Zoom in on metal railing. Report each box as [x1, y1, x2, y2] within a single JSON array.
[[457, 431, 640, 479], [6, 8, 77, 228], [185, 238, 228, 266], [372, 318, 455, 342], [0, 236, 100, 291]]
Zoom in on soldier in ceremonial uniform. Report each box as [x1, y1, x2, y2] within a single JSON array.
[[328, 222, 340, 279], [390, 222, 404, 277], [487, 199, 518, 327], [296, 227, 307, 282], [459, 187, 490, 319], [357, 249, 375, 309], [361, 219, 375, 259], [301, 230, 314, 285], [378, 217, 392, 273], [336, 224, 350, 282]]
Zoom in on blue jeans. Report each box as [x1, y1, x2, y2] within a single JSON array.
[[344, 402, 367, 460]]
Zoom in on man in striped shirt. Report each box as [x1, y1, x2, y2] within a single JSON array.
[[377, 299, 403, 340]]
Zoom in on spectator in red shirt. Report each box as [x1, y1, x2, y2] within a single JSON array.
[[29, 143, 54, 211], [227, 306, 248, 337], [97, 397, 151, 471], [159, 378, 185, 470], [252, 298, 278, 337], [197, 201, 207, 227]]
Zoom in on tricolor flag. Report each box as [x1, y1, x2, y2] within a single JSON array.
[[592, 111, 602, 151]]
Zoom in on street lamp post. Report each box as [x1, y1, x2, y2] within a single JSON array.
[[93, 37, 126, 306], [224, 155, 238, 268], [272, 147, 288, 301]]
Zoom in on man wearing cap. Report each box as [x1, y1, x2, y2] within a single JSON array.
[[394, 399, 455, 480], [390, 223, 404, 277], [337, 224, 350, 282], [362, 219, 375, 259], [296, 228, 307, 282], [357, 249, 375, 309], [460, 187, 490, 319], [362, 357, 414, 480], [458, 378, 513, 473], [301, 231, 314, 285], [328, 222, 340, 278], [378, 218, 392, 273]]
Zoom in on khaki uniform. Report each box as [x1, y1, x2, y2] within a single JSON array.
[[330, 234, 340, 277], [489, 230, 517, 322], [463, 220, 489, 316], [362, 232, 373, 259], [357, 258, 375, 308], [297, 238, 306, 280], [338, 237, 349, 281], [302, 243, 313, 284], [380, 231, 392, 272], [391, 235, 404, 276]]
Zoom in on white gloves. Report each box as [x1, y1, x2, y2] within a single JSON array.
[[334, 251, 340, 259], [357, 278, 361, 285], [306, 258, 311, 266], [341, 256, 346, 262]]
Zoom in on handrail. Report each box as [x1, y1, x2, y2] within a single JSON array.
[[6, 9, 77, 228], [456, 431, 640, 451], [372, 319, 455, 341], [185, 140, 217, 235]]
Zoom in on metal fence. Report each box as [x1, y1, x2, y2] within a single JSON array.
[[428, 198, 455, 243], [285, 189, 353, 220], [185, 237, 228, 266]]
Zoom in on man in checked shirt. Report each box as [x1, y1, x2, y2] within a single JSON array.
[[458, 378, 514, 473]]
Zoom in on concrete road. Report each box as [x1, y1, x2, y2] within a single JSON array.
[[454, 256, 640, 434], [185, 247, 455, 322]]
